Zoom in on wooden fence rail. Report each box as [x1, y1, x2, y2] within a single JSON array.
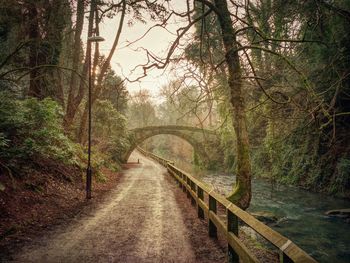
[[137, 147, 317, 263]]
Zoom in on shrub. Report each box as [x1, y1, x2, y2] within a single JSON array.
[[92, 99, 129, 164], [0, 91, 82, 169]]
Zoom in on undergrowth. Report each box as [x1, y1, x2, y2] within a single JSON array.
[[0, 91, 121, 188]]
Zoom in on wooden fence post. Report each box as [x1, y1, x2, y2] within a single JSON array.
[[190, 181, 196, 205], [186, 177, 191, 199], [182, 174, 186, 193], [137, 147, 317, 263], [197, 187, 204, 219], [280, 252, 293, 263], [177, 171, 182, 189], [227, 209, 239, 263], [209, 195, 217, 238]]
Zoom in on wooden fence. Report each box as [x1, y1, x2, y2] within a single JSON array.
[[137, 147, 317, 263]]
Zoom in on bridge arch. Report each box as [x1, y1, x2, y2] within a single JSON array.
[[120, 126, 219, 166]]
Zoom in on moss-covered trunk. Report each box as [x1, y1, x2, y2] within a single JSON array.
[[214, 0, 252, 209]]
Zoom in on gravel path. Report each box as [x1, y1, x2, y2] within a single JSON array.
[[9, 151, 225, 263]]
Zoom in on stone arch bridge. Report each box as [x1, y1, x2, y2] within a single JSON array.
[[120, 125, 222, 168]]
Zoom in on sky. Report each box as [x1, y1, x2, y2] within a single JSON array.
[[87, 2, 191, 102]]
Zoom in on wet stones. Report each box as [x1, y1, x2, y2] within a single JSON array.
[[251, 211, 279, 225], [325, 208, 350, 223]]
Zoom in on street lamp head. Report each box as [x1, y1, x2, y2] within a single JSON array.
[[88, 35, 105, 42]]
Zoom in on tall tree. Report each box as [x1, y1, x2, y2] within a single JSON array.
[[78, 0, 126, 142], [64, 0, 86, 130], [189, 0, 252, 209], [213, 0, 251, 209], [78, 0, 168, 142], [25, 0, 69, 100]]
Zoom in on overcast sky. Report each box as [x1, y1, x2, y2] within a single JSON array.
[[84, 2, 191, 102]]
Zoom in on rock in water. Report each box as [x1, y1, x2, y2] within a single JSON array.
[[325, 208, 350, 218], [251, 211, 279, 225]]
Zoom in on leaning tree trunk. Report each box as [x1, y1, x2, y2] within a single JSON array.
[[214, 0, 252, 210]]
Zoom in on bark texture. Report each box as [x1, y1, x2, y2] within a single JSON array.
[[213, 0, 252, 209], [78, 0, 126, 143], [64, 0, 95, 133], [27, 2, 41, 98], [64, 0, 85, 130]]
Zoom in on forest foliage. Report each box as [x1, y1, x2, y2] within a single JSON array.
[[0, 0, 131, 187], [0, 0, 349, 200], [128, 0, 350, 198]]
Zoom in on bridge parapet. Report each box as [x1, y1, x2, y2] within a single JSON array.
[[118, 125, 222, 168]]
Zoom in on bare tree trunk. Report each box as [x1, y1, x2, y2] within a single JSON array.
[[78, 0, 126, 143], [45, 0, 68, 105], [27, 2, 41, 98], [64, 0, 95, 133], [214, 0, 252, 209], [78, 5, 101, 144], [55, 68, 65, 107], [64, 0, 85, 130]]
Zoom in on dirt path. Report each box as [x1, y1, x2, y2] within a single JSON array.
[[8, 151, 225, 263]]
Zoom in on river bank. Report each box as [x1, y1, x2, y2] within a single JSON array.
[[161, 156, 350, 262]]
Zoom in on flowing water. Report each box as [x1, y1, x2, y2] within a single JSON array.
[[173, 159, 350, 263]]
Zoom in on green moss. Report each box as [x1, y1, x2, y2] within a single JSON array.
[[227, 182, 243, 203]]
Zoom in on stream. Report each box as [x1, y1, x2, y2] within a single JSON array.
[[173, 159, 350, 263]]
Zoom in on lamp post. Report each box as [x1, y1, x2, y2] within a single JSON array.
[[86, 35, 105, 200]]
